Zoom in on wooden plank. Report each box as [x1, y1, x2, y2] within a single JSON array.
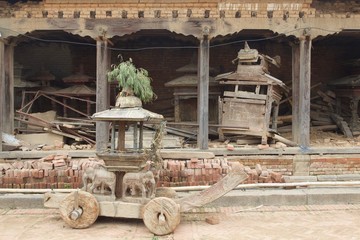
[[160, 150, 215, 159], [197, 36, 209, 149], [176, 162, 248, 212], [262, 85, 273, 144], [219, 80, 270, 85], [223, 90, 267, 100], [317, 90, 336, 105], [99, 201, 142, 219], [330, 113, 353, 138], [43, 128, 82, 141], [311, 103, 330, 111], [222, 97, 265, 105], [96, 39, 110, 151], [311, 124, 337, 131], [269, 133, 299, 147]]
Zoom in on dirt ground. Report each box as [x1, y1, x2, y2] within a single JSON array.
[[1, 205, 360, 240]]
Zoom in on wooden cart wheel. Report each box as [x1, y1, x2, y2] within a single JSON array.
[[143, 197, 180, 235], [59, 191, 100, 229]]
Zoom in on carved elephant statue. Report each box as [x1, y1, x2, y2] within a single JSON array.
[[122, 171, 156, 200], [82, 165, 116, 197]]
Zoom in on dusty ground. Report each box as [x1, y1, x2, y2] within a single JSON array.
[[1, 205, 360, 240]]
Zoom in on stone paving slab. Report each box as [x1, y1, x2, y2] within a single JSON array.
[[1, 205, 360, 240]]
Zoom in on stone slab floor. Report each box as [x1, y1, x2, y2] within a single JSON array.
[[0, 205, 360, 240]]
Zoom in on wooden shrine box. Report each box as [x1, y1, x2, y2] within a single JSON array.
[[215, 43, 288, 144], [165, 74, 220, 123], [165, 55, 220, 124]]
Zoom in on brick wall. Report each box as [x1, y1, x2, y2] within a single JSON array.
[[228, 156, 293, 176], [310, 155, 360, 175]]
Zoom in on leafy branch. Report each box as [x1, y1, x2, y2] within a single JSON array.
[[107, 58, 156, 103]]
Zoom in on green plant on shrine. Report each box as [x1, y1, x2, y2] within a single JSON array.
[[107, 57, 156, 103]]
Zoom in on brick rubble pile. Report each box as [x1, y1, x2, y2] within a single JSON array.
[[0, 155, 285, 189]]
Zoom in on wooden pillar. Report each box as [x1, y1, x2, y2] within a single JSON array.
[[0, 40, 4, 151], [197, 34, 210, 150], [292, 36, 312, 147], [96, 39, 110, 151], [3, 44, 14, 134], [117, 121, 126, 151], [292, 43, 300, 142]]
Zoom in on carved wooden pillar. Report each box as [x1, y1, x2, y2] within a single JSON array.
[[197, 32, 210, 150], [0, 39, 4, 151], [292, 36, 312, 147], [292, 43, 300, 143], [96, 38, 110, 151], [3, 44, 14, 134]]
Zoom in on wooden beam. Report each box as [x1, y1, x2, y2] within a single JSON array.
[[292, 43, 300, 143], [3, 44, 14, 134], [96, 39, 110, 151], [0, 40, 4, 152], [197, 35, 209, 150], [160, 150, 215, 159]]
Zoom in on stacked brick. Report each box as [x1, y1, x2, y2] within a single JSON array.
[[157, 158, 231, 187], [0, 155, 104, 189], [243, 164, 285, 184], [0, 155, 286, 189]]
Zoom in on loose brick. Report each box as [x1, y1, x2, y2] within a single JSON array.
[[270, 172, 283, 183], [42, 154, 56, 161], [205, 216, 220, 225]]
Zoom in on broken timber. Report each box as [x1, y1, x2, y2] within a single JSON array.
[[330, 113, 353, 138], [176, 162, 248, 212]]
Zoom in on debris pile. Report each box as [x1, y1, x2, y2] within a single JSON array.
[[0, 154, 103, 189], [0, 155, 285, 189], [243, 163, 285, 184]]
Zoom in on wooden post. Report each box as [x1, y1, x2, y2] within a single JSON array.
[[133, 122, 138, 149], [3, 44, 14, 134], [117, 121, 126, 151], [139, 121, 143, 149], [197, 33, 210, 150], [0, 40, 4, 152], [294, 36, 312, 147], [111, 123, 115, 152], [292, 43, 300, 142], [96, 39, 110, 151]]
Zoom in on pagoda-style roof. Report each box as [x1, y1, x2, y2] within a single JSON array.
[[165, 74, 217, 87], [215, 42, 287, 90], [216, 68, 285, 86], [27, 69, 55, 82], [328, 74, 360, 87], [55, 85, 96, 96], [92, 107, 164, 122], [62, 65, 94, 83]]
